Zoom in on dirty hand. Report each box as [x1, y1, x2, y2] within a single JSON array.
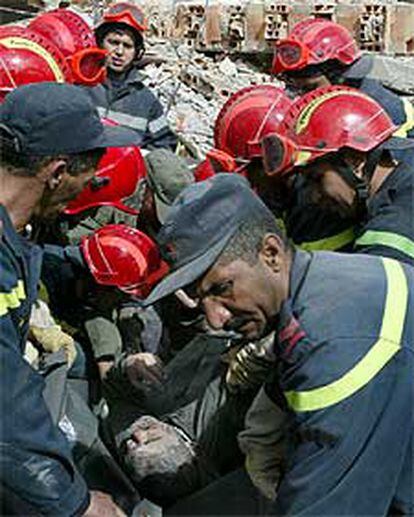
[[226, 334, 276, 393], [83, 491, 126, 517], [124, 353, 164, 387]]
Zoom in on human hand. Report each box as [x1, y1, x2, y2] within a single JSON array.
[[124, 353, 164, 387], [226, 333, 276, 393], [83, 491, 126, 517]]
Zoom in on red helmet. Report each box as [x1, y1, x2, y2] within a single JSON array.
[[214, 85, 294, 160], [64, 144, 146, 215], [261, 85, 397, 176], [272, 18, 361, 75], [0, 26, 72, 101], [65, 118, 146, 215], [29, 9, 107, 86], [81, 224, 169, 298], [95, 2, 146, 47]]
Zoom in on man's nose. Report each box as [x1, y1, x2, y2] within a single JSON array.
[[203, 299, 232, 330]]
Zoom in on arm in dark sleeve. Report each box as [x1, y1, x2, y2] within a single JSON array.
[[267, 336, 412, 516], [0, 308, 90, 515], [143, 90, 178, 151]]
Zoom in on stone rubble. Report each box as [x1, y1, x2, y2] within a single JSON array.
[[141, 37, 277, 156]]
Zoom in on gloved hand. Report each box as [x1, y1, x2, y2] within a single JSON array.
[[30, 325, 77, 367], [29, 299, 77, 367], [225, 332, 276, 393]]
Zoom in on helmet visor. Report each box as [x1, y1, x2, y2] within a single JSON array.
[[273, 39, 309, 73], [261, 133, 298, 176]]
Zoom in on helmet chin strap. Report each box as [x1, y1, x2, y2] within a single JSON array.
[[331, 154, 368, 216]]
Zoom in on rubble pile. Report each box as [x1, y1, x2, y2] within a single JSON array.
[[142, 38, 275, 156]]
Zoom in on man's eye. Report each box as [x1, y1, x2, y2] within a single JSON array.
[[210, 281, 233, 297]]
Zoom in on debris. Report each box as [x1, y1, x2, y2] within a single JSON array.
[[142, 39, 275, 155]]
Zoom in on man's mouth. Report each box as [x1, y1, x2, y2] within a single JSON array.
[[225, 316, 259, 339]]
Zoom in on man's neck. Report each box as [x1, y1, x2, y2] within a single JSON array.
[[0, 172, 42, 232], [107, 67, 132, 86]]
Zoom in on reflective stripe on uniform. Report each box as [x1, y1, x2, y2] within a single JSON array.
[[284, 258, 408, 412], [297, 227, 355, 252], [393, 98, 414, 138], [0, 280, 26, 317], [148, 114, 169, 134], [355, 230, 414, 260], [97, 107, 147, 132]]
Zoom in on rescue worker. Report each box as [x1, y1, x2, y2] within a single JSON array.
[[48, 147, 195, 367], [213, 84, 358, 252], [272, 18, 414, 142], [262, 85, 414, 266], [144, 173, 413, 515], [41, 224, 168, 379], [0, 82, 137, 515], [88, 2, 177, 150]]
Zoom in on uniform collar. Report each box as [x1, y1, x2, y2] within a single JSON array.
[[107, 67, 146, 88], [289, 250, 312, 304], [0, 204, 26, 257], [341, 54, 374, 81]]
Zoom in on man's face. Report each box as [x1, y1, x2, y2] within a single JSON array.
[[124, 416, 195, 483], [102, 30, 136, 74], [39, 166, 96, 220], [197, 240, 288, 341], [302, 159, 359, 218]]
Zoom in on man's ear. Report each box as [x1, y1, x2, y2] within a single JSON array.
[[41, 159, 67, 190], [259, 233, 285, 273]]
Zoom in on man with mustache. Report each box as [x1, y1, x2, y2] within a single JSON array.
[[144, 173, 413, 515]]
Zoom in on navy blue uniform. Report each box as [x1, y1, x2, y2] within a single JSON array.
[[284, 175, 356, 252], [0, 205, 89, 515], [87, 68, 177, 150], [281, 73, 413, 253], [265, 250, 413, 515], [355, 154, 414, 266]]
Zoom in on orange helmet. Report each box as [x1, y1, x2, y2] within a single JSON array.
[[81, 224, 169, 298], [29, 9, 107, 86], [214, 85, 294, 160], [95, 2, 146, 51], [272, 18, 361, 75], [261, 85, 397, 176], [0, 26, 72, 101]]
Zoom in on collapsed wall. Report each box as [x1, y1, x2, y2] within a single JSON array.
[[142, 0, 414, 55]]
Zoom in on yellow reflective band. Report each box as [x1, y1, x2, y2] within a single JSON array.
[[0, 280, 26, 317], [285, 258, 408, 412], [0, 37, 65, 82], [295, 90, 371, 135], [297, 227, 356, 252], [355, 230, 414, 260], [393, 98, 414, 138], [294, 150, 313, 167]]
